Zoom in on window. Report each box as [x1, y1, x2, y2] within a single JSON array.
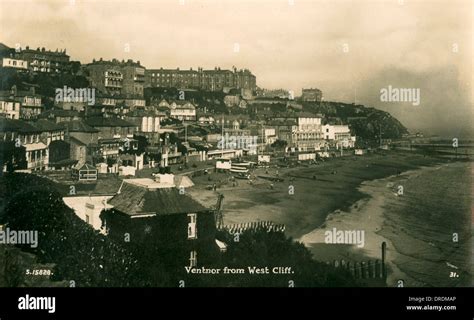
[[326, 128, 329, 133], [85, 215, 90, 224], [187, 213, 197, 239], [189, 250, 197, 267]]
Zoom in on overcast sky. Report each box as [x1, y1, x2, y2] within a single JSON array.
[[1, 0, 472, 136]]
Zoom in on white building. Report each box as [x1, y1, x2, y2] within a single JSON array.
[[263, 128, 277, 145], [1, 57, 28, 70], [0, 99, 20, 119], [169, 101, 196, 121], [19, 94, 42, 119], [294, 115, 324, 151], [322, 124, 356, 148], [141, 115, 162, 132], [63, 196, 113, 233]]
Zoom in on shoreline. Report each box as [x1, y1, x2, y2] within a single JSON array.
[[190, 151, 471, 286], [198, 151, 446, 240], [299, 165, 449, 286]]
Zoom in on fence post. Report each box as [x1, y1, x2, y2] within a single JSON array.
[[381, 242, 387, 278], [367, 260, 374, 278], [360, 262, 366, 279], [374, 259, 381, 278]]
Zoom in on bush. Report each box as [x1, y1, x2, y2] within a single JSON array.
[[0, 174, 141, 287]]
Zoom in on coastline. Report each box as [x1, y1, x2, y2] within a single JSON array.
[[191, 151, 472, 286], [203, 151, 445, 239], [299, 161, 472, 287], [299, 166, 443, 286]]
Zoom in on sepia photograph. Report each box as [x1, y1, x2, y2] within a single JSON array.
[[0, 0, 472, 316]]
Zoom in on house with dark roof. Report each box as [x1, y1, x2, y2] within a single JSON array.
[[27, 119, 73, 170], [101, 177, 220, 268], [72, 163, 98, 181], [60, 120, 100, 165], [0, 86, 43, 119], [38, 109, 82, 123], [85, 116, 137, 140], [0, 118, 48, 171], [0, 95, 20, 119]]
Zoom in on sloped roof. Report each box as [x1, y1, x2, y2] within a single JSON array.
[[125, 109, 166, 117], [59, 120, 99, 133], [174, 175, 194, 188], [79, 163, 96, 170], [28, 120, 64, 132], [0, 118, 41, 133], [109, 182, 208, 216], [39, 109, 80, 118], [69, 136, 87, 146], [0, 43, 11, 51], [168, 100, 196, 108], [85, 117, 135, 127]]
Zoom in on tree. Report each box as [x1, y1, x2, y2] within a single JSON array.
[[182, 229, 359, 287], [271, 139, 287, 150], [0, 141, 27, 172], [106, 157, 117, 167], [0, 174, 142, 287]]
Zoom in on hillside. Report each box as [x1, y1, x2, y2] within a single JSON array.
[[0, 67, 409, 144], [302, 101, 409, 142]]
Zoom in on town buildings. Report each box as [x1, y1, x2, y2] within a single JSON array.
[[0, 118, 66, 171], [85, 58, 145, 98], [159, 99, 197, 121], [0, 86, 43, 120], [1, 57, 28, 70], [61, 120, 100, 165], [270, 113, 325, 151], [6, 45, 70, 73], [322, 124, 356, 148], [0, 96, 20, 119], [145, 67, 256, 92]]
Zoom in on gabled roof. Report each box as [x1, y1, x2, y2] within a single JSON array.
[[109, 182, 208, 217], [28, 120, 65, 132], [76, 163, 96, 171], [59, 120, 99, 133], [69, 136, 87, 146], [0, 118, 41, 133]]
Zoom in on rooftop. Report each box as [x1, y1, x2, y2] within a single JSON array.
[[109, 181, 208, 217], [85, 116, 136, 128], [0, 118, 41, 133], [59, 120, 99, 133], [39, 109, 80, 119], [27, 119, 65, 132]]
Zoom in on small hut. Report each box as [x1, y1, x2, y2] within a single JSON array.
[[72, 163, 98, 181]]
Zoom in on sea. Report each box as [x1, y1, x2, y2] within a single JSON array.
[[301, 160, 472, 287], [378, 160, 472, 287]]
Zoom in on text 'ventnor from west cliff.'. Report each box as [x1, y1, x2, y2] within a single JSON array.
[[185, 266, 294, 275]]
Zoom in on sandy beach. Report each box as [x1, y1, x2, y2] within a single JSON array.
[[192, 151, 444, 239], [191, 151, 472, 286]]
